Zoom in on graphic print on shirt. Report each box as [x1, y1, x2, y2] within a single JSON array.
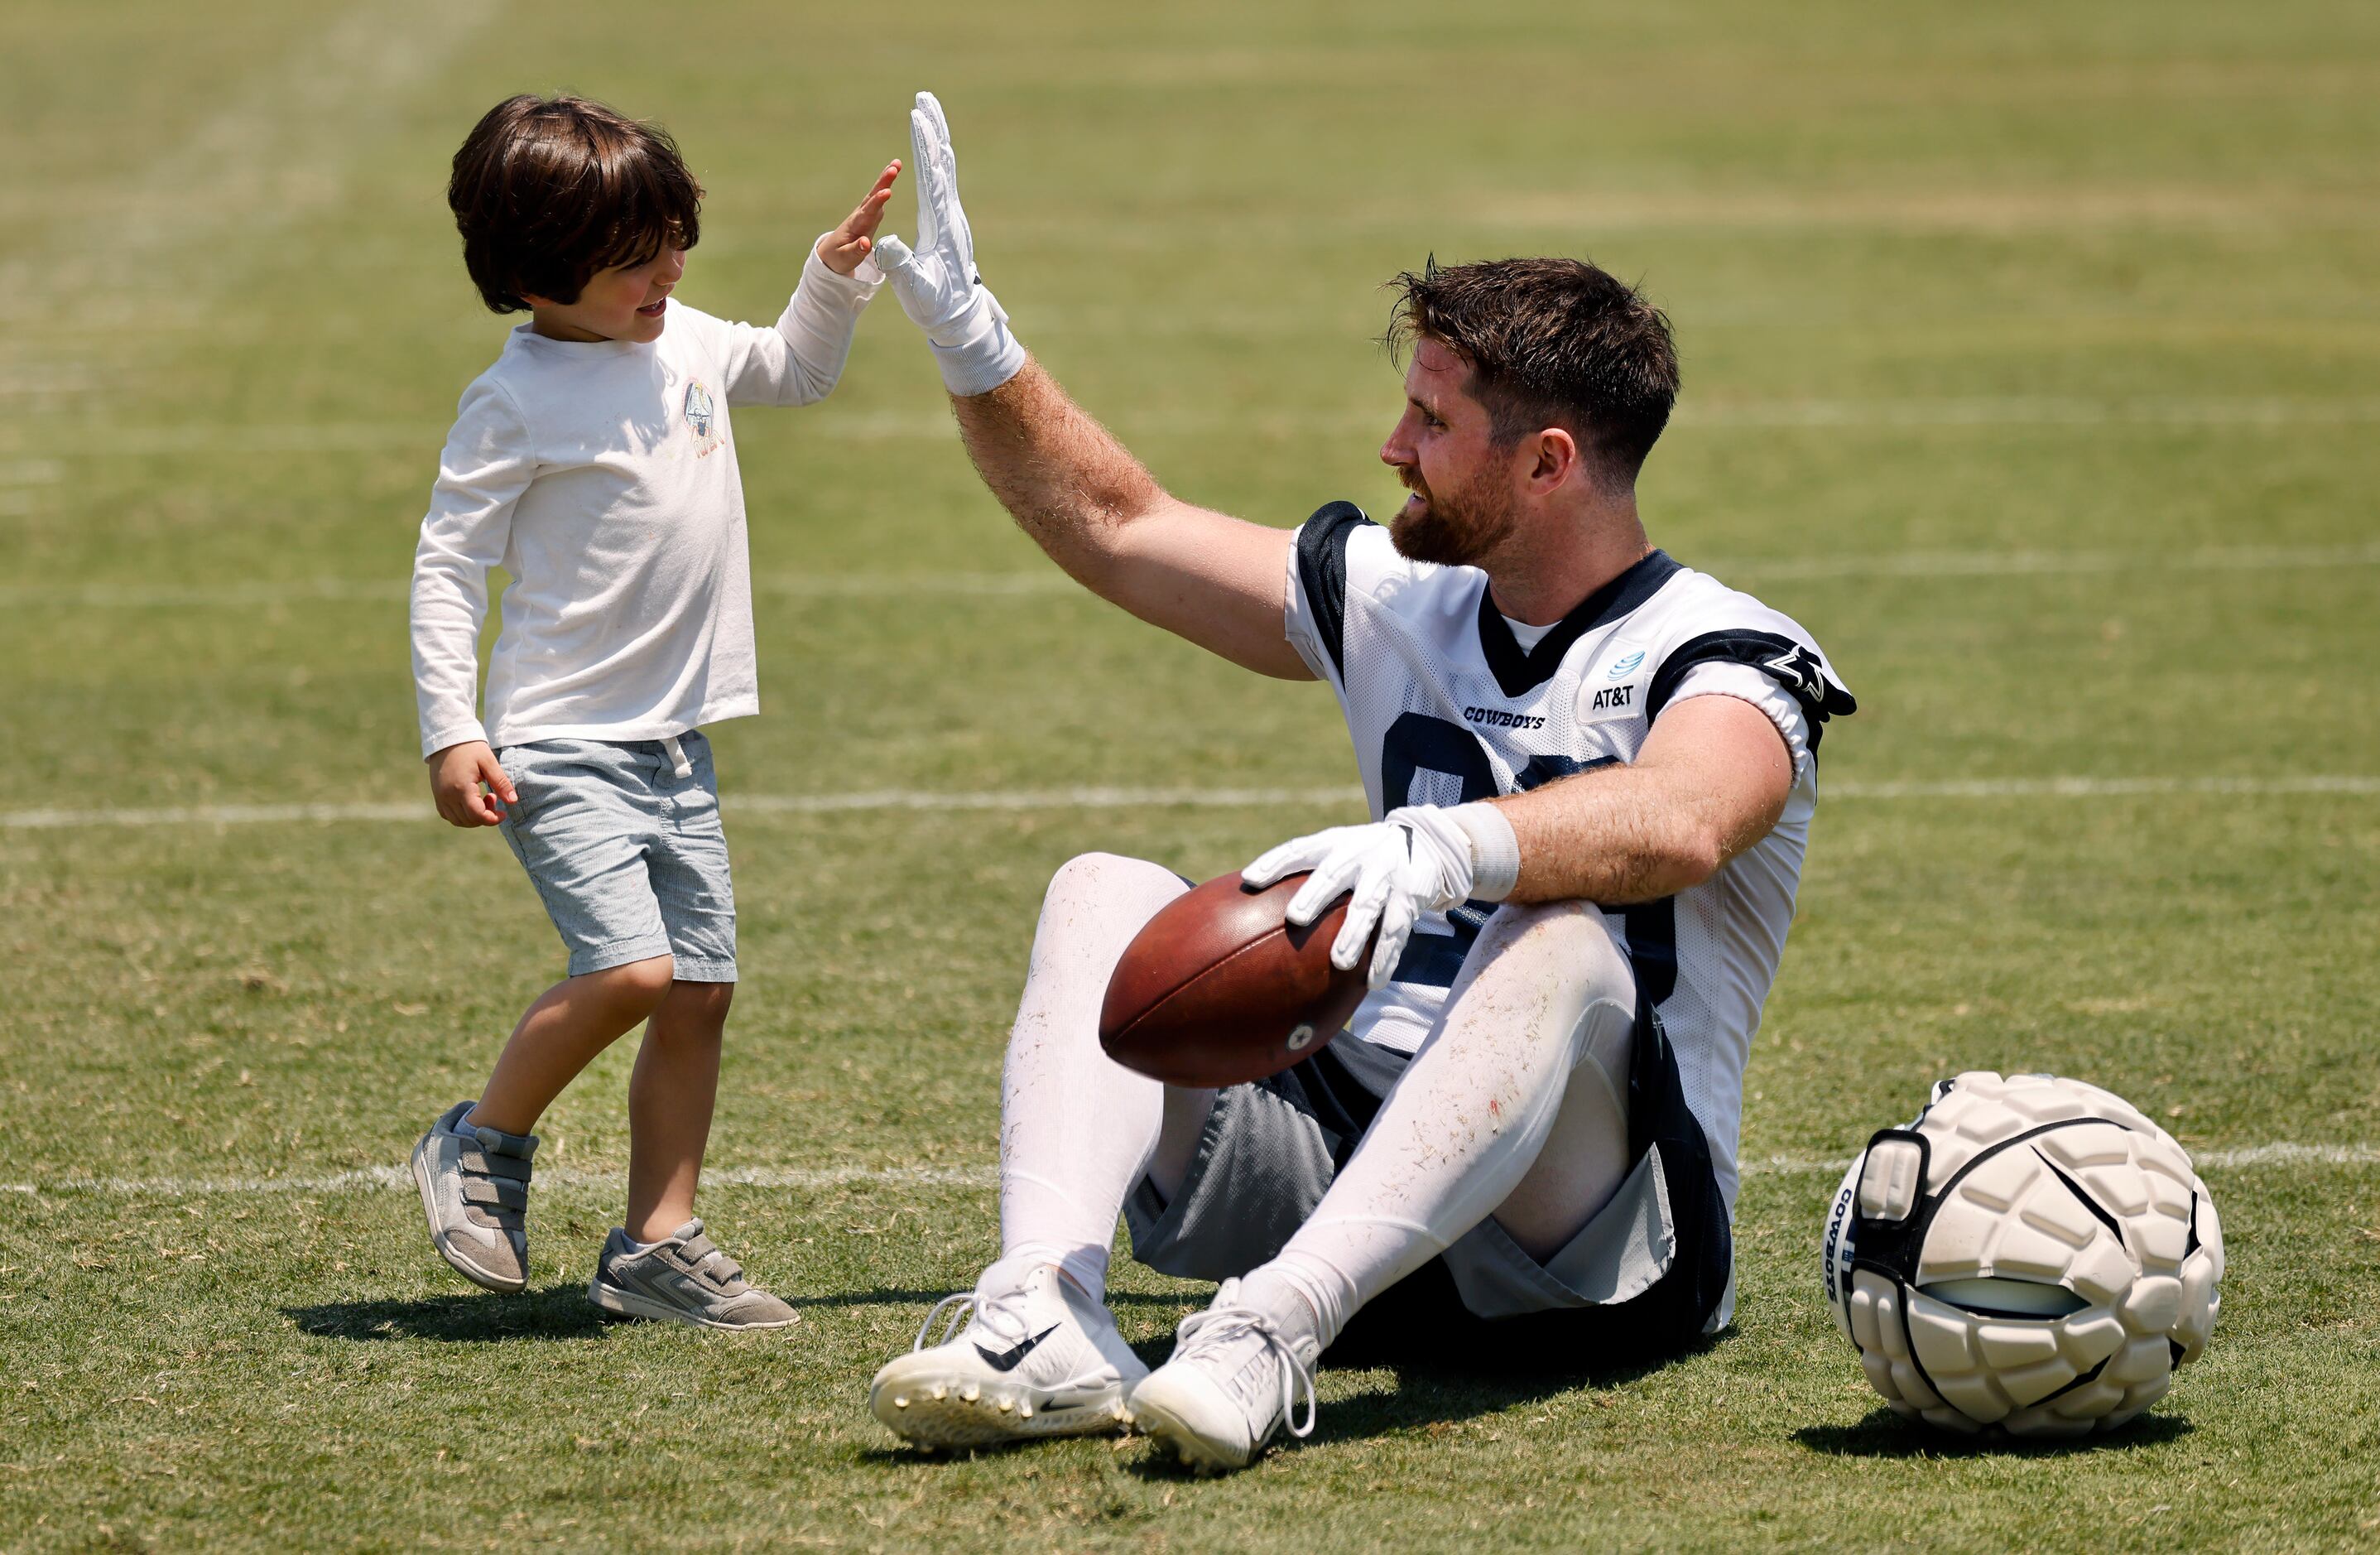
[[684, 379, 718, 451]]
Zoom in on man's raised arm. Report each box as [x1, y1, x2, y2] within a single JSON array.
[[872, 94, 1310, 681], [945, 361, 1308, 678]]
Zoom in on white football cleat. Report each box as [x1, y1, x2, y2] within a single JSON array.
[[868, 1257, 1147, 1449], [1128, 1278, 1320, 1474]]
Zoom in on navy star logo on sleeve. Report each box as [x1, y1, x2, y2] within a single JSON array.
[[1762, 643, 1826, 697]]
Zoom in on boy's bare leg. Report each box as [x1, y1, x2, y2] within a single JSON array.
[[624, 979, 731, 1242], [584, 978, 794, 1329], [469, 955, 677, 1136], [416, 955, 673, 1293]]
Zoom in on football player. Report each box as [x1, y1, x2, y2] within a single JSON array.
[[863, 94, 1855, 1471]]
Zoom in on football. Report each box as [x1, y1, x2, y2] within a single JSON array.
[[1820, 1071, 2224, 1437], [1099, 871, 1370, 1087]]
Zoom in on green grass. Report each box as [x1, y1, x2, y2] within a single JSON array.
[[3, 0, 2379, 1547]]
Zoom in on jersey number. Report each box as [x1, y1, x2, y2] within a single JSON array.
[[1377, 710, 1676, 1004]]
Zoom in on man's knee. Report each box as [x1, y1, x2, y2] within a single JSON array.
[[1474, 899, 1632, 999], [1043, 850, 1168, 907], [1043, 850, 1129, 905], [1032, 852, 1187, 960], [1451, 900, 1636, 1090]]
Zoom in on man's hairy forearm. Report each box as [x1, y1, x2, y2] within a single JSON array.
[[1489, 696, 1795, 906], [948, 359, 1166, 587], [1490, 765, 1719, 906]]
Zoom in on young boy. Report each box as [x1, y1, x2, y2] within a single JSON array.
[[406, 94, 897, 1328]]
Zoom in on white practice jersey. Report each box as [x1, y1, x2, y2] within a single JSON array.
[[1281, 504, 1856, 1214]]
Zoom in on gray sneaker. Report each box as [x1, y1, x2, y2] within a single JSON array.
[[410, 1100, 538, 1293], [588, 1220, 799, 1331]]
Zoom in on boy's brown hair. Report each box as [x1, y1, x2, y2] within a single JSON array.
[[1386, 256, 1679, 490], [449, 94, 704, 313]]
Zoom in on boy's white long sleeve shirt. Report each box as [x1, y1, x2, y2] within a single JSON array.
[[411, 244, 877, 758]]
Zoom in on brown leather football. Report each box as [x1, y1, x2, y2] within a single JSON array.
[[1099, 871, 1370, 1087]]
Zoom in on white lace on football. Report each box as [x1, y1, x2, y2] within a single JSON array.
[[1173, 1302, 1319, 1439]]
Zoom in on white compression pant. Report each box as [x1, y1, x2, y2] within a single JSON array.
[[1257, 899, 1636, 1349], [995, 853, 1636, 1344], [995, 853, 1182, 1302]]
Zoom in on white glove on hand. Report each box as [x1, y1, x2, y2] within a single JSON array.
[[1243, 806, 1485, 990], [872, 92, 1027, 396]]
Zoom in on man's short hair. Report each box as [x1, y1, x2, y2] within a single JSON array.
[[1385, 256, 1679, 489], [448, 94, 704, 313]]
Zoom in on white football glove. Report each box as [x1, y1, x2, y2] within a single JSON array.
[[1243, 805, 1517, 990], [872, 92, 1027, 396]]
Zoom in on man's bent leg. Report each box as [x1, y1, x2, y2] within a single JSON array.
[[1130, 902, 1638, 1469], [1254, 901, 1637, 1349], [998, 851, 1192, 1302], [1488, 1008, 1632, 1261], [869, 851, 1185, 1447]]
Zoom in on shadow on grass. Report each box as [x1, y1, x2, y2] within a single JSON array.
[[1117, 1350, 1717, 1480], [790, 1286, 962, 1311], [1114, 1288, 1727, 1476], [852, 1439, 1082, 1467], [285, 1283, 608, 1342], [801, 1287, 1201, 1313], [286, 1283, 1209, 1345], [844, 1307, 1725, 1476], [1796, 1406, 2194, 1457]]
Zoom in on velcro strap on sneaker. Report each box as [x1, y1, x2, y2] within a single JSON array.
[[461, 1177, 528, 1211], [466, 1124, 539, 1161], [456, 1148, 533, 1182], [675, 1235, 743, 1288]]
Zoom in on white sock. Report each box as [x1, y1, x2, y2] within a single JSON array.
[[1258, 901, 1639, 1350], [996, 853, 1190, 1306], [1238, 1267, 1325, 1355]]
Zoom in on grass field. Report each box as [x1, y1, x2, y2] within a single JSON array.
[[5, 0, 2379, 1547]]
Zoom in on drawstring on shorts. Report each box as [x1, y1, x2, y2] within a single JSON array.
[[661, 735, 693, 779]]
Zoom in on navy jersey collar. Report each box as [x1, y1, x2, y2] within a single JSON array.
[[1476, 549, 1682, 697]]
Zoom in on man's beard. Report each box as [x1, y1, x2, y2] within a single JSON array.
[[1388, 465, 1521, 567]]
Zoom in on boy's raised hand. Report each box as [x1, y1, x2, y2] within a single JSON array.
[[817, 161, 902, 277], [427, 739, 517, 827]]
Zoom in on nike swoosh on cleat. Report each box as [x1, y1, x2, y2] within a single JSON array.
[[975, 1324, 1060, 1372]]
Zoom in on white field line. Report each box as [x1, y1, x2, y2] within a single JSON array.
[[826, 396, 2380, 435], [1826, 774, 2380, 800], [724, 785, 1368, 815], [0, 368, 96, 397], [1479, 185, 2380, 236], [1717, 540, 2380, 582], [4, 396, 2379, 462], [7, 1142, 2371, 1199], [1681, 397, 2380, 429], [7, 774, 2379, 834], [0, 574, 1088, 609], [9, 541, 2380, 611], [0, 787, 1371, 832]]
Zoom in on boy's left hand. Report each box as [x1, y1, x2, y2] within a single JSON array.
[[817, 161, 902, 277]]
